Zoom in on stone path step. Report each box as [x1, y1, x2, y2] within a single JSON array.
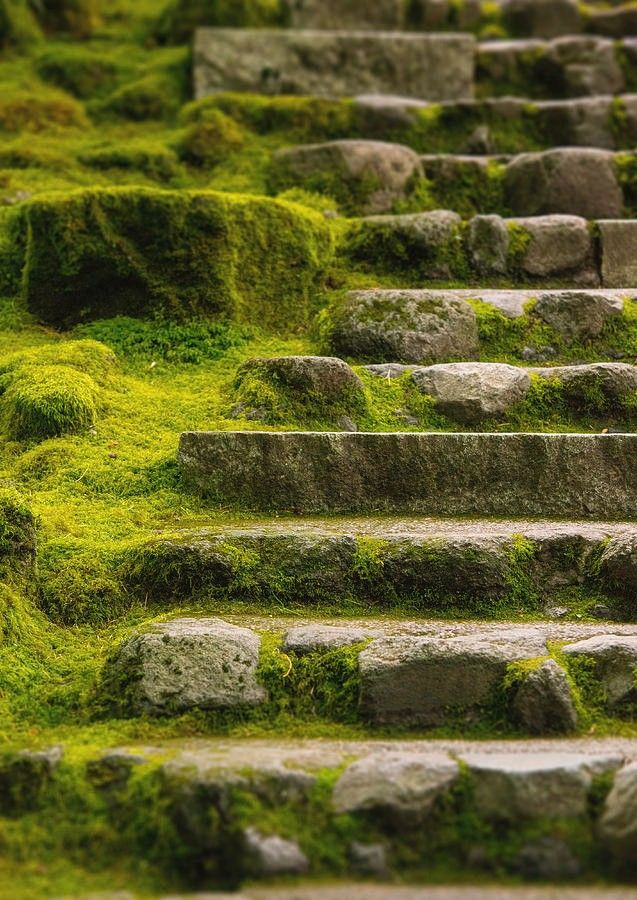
[[33, 735, 637, 885], [194, 29, 475, 101], [272, 143, 636, 218], [101, 616, 637, 731], [179, 431, 637, 517], [341, 216, 635, 287], [130, 518, 637, 616]]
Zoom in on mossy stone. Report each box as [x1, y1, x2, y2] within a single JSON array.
[[2, 364, 98, 441]]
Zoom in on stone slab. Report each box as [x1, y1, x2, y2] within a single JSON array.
[[194, 29, 475, 101], [599, 220, 637, 288]]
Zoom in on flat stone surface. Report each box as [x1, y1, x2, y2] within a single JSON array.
[[411, 362, 531, 423], [194, 30, 475, 102], [179, 432, 637, 518], [512, 215, 595, 280], [420, 288, 633, 320], [599, 220, 637, 288]]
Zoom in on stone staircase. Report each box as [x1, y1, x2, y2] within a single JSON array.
[[7, 1, 637, 898]]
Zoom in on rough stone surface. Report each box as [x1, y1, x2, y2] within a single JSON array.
[[539, 96, 615, 149], [244, 828, 309, 876], [505, 149, 623, 219], [468, 214, 509, 274], [513, 216, 595, 280], [511, 659, 579, 735], [411, 362, 531, 423], [599, 761, 637, 859], [532, 363, 637, 408], [463, 751, 622, 820], [358, 629, 549, 726], [562, 635, 637, 707], [533, 291, 624, 341], [328, 288, 478, 364], [599, 220, 637, 289], [599, 533, 637, 592], [283, 625, 370, 655], [0, 746, 63, 814], [178, 431, 637, 518], [102, 618, 268, 715], [513, 837, 582, 880], [501, 0, 581, 38], [590, 6, 637, 39], [348, 841, 388, 876], [194, 30, 475, 102], [332, 752, 459, 823], [233, 356, 365, 419], [271, 140, 422, 214], [546, 37, 624, 97]]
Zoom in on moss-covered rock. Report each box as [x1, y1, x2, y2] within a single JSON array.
[[0, 486, 36, 582], [35, 0, 100, 38], [35, 47, 121, 99], [15, 187, 335, 330], [178, 109, 245, 167], [154, 0, 286, 44], [2, 364, 98, 441], [0, 0, 41, 48]]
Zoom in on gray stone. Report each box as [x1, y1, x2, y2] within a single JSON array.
[[514, 216, 595, 281], [328, 288, 478, 364], [599, 761, 637, 859], [233, 355, 366, 421], [0, 745, 63, 814], [590, 6, 637, 39], [285, 0, 403, 29], [194, 29, 475, 102], [599, 220, 637, 288], [546, 36, 624, 97], [538, 97, 615, 149], [333, 751, 459, 823], [599, 533, 637, 593], [178, 431, 637, 518], [102, 618, 267, 715], [243, 827, 309, 876], [501, 0, 581, 38], [348, 841, 388, 876], [362, 363, 411, 379], [533, 291, 624, 341], [505, 149, 623, 219], [511, 659, 579, 735], [283, 625, 370, 655], [411, 362, 530, 423], [562, 635, 637, 707], [532, 362, 637, 409], [468, 214, 509, 274], [513, 837, 582, 880], [463, 751, 622, 820], [359, 629, 548, 726], [271, 140, 422, 214], [338, 415, 358, 432]]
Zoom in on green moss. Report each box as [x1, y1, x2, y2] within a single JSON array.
[[17, 187, 335, 331], [154, 0, 287, 44], [78, 143, 181, 183], [0, 487, 35, 583], [178, 109, 245, 168], [34, 0, 100, 38], [0, 0, 41, 48], [35, 46, 121, 99], [615, 151, 637, 216], [96, 75, 181, 122], [2, 364, 98, 441], [0, 90, 87, 133]]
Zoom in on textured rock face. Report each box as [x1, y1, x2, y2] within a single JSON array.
[[270, 140, 422, 214], [533, 363, 637, 409], [514, 216, 595, 280], [463, 751, 622, 820], [599, 220, 637, 288], [505, 149, 623, 219], [599, 762, 637, 860], [411, 362, 531, 423], [502, 0, 581, 38], [358, 629, 548, 726], [533, 291, 623, 341], [511, 659, 579, 735], [243, 828, 309, 876], [194, 29, 475, 101], [468, 214, 509, 274], [102, 618, 268, 715], [562, 635, 637, 707], [178, 431, 637, 518], [328, 289, 478, 364], [332, 752, 459, 823], [545, 36, 624, 97], [599, 533, 637, 592]]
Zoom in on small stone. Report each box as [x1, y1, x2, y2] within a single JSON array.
[[363, 364, 411, 379], [243, 827, 309, 876], [590, 603, 614, 620], [562, 634, 637, 708], [339, 415, 358, 432], [468, 214, 509, 275], [411, 362, 530, 424], [348, 841, 389, 876], [545, 605, 569, 619], [283, 625, 370, 655], [511, 659, 578, 735], [514, 836, 582, 880], [534, 292, 623, 342]]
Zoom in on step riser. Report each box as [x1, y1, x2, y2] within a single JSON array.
[[130, 527, 632, 616], [179, 432, 637, 517], [194, 30, 475, 102]]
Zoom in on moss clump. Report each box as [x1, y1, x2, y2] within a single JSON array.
[[35, 47, 120, 99], [17, 187, 335, 331], [0, 338, 117, 386], [2, 364, 98, 441], [0, 0, 41, 49], [0, 487, 36, 583], [178, 109, 245, 168], [96, 76, 180, 122], [0, 91, 87, 133], [78, 144, 181, 183], [154, 0, 287, 44], [34, 0, 100, 37]]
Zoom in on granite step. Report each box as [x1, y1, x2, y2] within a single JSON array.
[[24, 735, 637, 886], [194, 29, 475, 102], [178, 431, 637, 517]]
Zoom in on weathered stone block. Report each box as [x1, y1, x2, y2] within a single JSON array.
[[514, 216, 595, 281], [502, 0, 581, 38], [599, 761, 637, 865], [562, 635, 637, 707], [511, 659, 578, 735], [411, 362, 531, 423], [533, 291, 623, 341], [598, 220, 637, 288]]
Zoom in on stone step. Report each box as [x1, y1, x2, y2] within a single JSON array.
[[125, 518, 637, 617], [194, 29, 475, 102], [284, 0, 637, 40], [272, 143, 636, 218], [325, 288, 637, 365], [178, 431, 637, 517], [341, 215, 635, 287], [23, 734, 637, 885]]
